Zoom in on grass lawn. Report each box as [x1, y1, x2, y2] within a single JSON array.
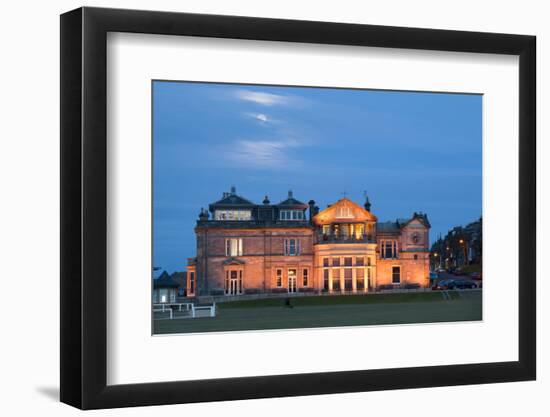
[[154, 290, 482, 335]]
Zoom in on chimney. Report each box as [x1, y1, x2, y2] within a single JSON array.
[[288, 190, 293, 199], [308, 200, 316, 222], [230, 186, 236, 195]]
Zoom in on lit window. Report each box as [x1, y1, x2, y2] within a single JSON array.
[[284, 239, 300, 256], [225, 238, 243, 256], [276, 269, 283, 287], [355, 224, 365, 239], [336, 206, 353, 218], [302, 269, 309, 286]]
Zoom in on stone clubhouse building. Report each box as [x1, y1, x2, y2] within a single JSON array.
[[186, 187, 431, 298]]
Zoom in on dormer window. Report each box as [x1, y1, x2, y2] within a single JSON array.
[[279, 210, 304, 221], [214, 210, 251, 221], [336, 206, 353, 218]]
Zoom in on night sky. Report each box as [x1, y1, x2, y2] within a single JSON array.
[[153, 81, 482, 273]]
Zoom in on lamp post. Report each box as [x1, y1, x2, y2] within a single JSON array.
[[431, 252, 439, 270], [459, 239, 468, 266]]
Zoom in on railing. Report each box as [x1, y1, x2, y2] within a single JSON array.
[[152, 302, 216, 319], [317, 234, 375, 244], [191, 303, 216, 318]]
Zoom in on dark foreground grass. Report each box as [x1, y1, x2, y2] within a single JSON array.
[[154, 290, 482, 335], [218, 291, 447, 309]]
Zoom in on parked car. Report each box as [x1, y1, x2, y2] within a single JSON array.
[[433, 279, 477, 290], [432, 279, 453, 290], [403, 283, 421, 289], [429, 272, 438, 280], [470, 271, 482, 280], [435, 267, 446, 273], [447, 279, 477, 289]]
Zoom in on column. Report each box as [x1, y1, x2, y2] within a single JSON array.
[[328, 268, 333, 293], [352, 268, 357, 293], [364, 267, 368, 293], [340, 268, 345, 293]]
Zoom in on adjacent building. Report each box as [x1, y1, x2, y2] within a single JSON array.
[[186, 187, 430, 298]]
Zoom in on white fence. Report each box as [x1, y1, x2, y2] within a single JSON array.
[[153, 303, 216, 320]]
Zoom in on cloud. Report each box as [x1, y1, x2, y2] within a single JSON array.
[[236, 90, 294, 106], [244, 112, 277, 125], [256, 113, 268, 122], [223, 137, 305, 169]]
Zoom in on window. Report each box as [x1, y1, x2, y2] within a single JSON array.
[[332, 257, 340, 267], [344, 269, 353, 290], [392, 266, 401, 284], [302, 269, 309, 286], [332, 269, 341, 291], [356, 257, 364, 266], [323, 269, 330, 291], [381, 240, 398, 259], [215, 210, 251, 221], [280, 210, 304, 221], [414, 254, 418, 260], [356, 268, 364, 290], [344, 257, 353, 266], [323, 258, 329, 267], [341, 224, 350, 238], [284, 239, 300, 256], [189, 272, 195, 295], [367, 257, 372, 266], [225, 238, 243, 256], [276, 269, 283, 287], [322, 225, 330, 236], [336, 206, 353, 218]]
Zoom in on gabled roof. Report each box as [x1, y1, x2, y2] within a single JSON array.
[[277, 191, 308, 208], [377, 213, 431, 233], [153, 271, 180, 289], [400, 212, 431, 228], [313, 198, 377, 225], [210, 193, 254, 207]]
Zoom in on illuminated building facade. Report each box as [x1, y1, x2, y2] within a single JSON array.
[[186, 187, 430, 297]]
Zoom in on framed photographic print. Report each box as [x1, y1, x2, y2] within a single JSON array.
[[60, 6, 536, 410]]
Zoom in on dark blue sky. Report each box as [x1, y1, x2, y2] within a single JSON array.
[[153, 81, 482, 273]]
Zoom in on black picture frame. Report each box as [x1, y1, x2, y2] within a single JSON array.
[[60, 6, 536, 410]]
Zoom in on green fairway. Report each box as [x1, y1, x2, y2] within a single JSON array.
[[153, 290, 482, 334]]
